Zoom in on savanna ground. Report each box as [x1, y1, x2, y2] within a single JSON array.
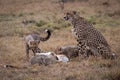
[[0, 0, 120, 80]]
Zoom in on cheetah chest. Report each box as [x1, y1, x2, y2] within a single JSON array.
[[71, 27, 83, 40]]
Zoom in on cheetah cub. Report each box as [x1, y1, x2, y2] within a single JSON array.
[[64, 11, 115, 59], [25, 29, 51, 60]]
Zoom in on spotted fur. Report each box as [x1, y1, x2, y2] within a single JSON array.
[[64, 11, 115, 59]]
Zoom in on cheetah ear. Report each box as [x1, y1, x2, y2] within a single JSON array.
[[73, 11, 77, 15]]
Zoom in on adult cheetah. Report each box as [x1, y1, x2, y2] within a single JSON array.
[[64, 11, 115, 59]]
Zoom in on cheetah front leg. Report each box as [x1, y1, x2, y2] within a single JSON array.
[[25, 44, 30, 61], [32, 47, 41, 56], [32, 49, 36, 56], [77, 40, 88, 60]]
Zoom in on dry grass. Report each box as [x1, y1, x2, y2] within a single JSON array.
[[0, 0, 120, 80]]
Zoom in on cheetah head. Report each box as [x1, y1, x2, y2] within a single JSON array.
[[64, 11, 79, 22]]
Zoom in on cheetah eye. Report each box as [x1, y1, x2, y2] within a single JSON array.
[[66, 12, 70, 15], [73, 11, 77, 15]]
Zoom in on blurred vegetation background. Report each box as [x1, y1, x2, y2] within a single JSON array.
[[0, 0, 120, 80]]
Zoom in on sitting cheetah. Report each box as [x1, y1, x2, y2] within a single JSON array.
[[25, 29, 51, 60], [64, 11, 115, 59]]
